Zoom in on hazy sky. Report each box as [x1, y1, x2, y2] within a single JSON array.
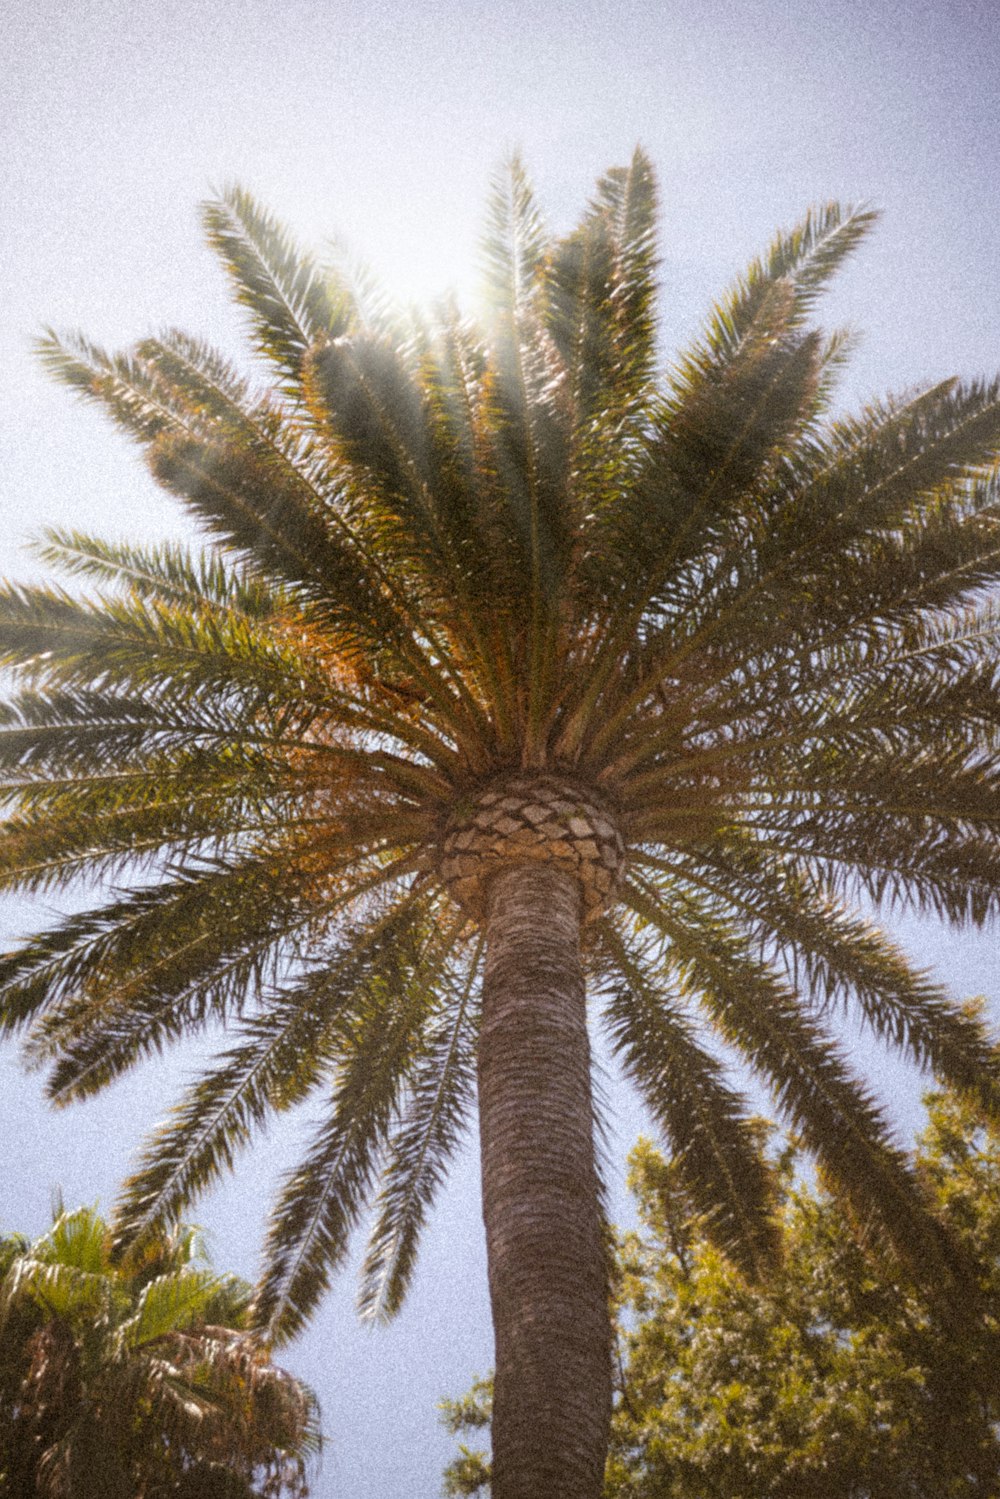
[[4, 1, 1000, 1494]]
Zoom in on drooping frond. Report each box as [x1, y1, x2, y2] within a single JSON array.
[[358, 940, 482, 1320], [0, 857, 308, 1046], [595, 918, 778, 1277], [623, 878, 973, 1299], [658, 839, 1000, 1121], [252, 909, 463, 1342], [113, 893, 430, 1250]]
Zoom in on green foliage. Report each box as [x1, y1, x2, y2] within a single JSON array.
[[0, 1206, 320, 1498], [443, 1088, 1000, 1497], [3, 153, 1000, 1348]]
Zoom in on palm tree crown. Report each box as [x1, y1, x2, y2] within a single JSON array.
[[2, 151, 1000, 1496]]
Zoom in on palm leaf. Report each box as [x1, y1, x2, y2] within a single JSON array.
[[653, 842, 1000, 1119], [253, 912, 461, 1341], [201, 185, 350, 389], [624, 877, 971, 1297], [113, 895, 429, 1249], [596, 918, 778, 1277], [34, 529, 279, 617], [358, 942, 481, 1320], [120, 1267, 225, 1347]]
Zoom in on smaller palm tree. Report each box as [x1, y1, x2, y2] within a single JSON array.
[[0, 1206, 320, 1499]]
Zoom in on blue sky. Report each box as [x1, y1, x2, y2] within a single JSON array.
[[3, 1, 1000, 1494]]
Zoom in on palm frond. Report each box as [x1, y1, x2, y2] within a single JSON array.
[[703, 382, 1000, 660], [650, 842, 1000, 1120], [119, 1266, 225, 1347], [201, 184, 351, 389], [623, 877, 971, 1298], [112, 893, 429, 1252], [303, 331, 502, 629], [3, 854, 339, 1087], [480, 154, 549, 332], [479, 156, 581, 755], [586, 203, 876, 613], [33, 529, 279, 617], [596, 919, 778, 1277], [546, 146, 659, 435], [701, 201, 878, 359], [253, 910, 462, 1341], [358, 940, 482, 1320], [34, 328, 193, 444]]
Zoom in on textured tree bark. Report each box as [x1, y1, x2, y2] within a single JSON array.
[[478, 860, 611, 1499]]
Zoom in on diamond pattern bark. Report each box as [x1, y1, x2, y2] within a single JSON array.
[[440, 774, 626, 921]]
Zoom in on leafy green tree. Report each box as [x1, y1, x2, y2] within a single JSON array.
[[443, 1088, 1000, 1497], [0, 1206, 320, 1498], [2, 152, 1000, 1496]]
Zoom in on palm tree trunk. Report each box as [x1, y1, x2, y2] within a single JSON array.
[[478, 860, 611, 1499]]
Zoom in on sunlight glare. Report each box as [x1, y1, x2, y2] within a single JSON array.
[[366, 230, 480, 314]]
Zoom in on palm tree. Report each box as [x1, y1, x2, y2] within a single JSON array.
[[0, 1206, 320, 1497], [2, 152, 1000, 1498]]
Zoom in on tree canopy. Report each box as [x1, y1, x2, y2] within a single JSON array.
[[443, 1082, 1000, 1497]]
